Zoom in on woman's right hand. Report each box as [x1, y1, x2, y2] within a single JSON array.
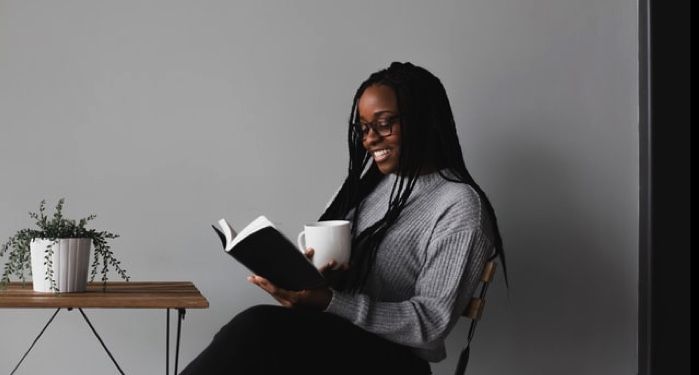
[[304, 247, 349, 286]]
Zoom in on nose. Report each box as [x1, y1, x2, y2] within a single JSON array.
[[363, 128, 383, 144]]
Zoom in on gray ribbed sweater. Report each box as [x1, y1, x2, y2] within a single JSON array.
[[324, 170, 496, 362]]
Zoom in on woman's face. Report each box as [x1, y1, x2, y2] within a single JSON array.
[[357, 84, 402, 175]]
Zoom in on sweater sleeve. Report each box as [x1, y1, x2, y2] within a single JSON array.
[[324, 228, 493, 349]]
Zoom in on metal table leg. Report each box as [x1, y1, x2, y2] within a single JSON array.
[[78, 308, 125, 375], [11, 307, 187, 374], [10, 308, 62, 375], [166, 308, 186, 375], [167, 309, 170, 375], [10, 308, 125, 375], [175, 308, 185, 374]]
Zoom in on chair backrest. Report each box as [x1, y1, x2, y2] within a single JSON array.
[[453, 259, 497, 375]]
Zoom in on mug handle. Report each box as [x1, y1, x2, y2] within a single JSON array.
[[296, 231, 306, 252]]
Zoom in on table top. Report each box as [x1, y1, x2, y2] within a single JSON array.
[[0, 281, 209, 309]]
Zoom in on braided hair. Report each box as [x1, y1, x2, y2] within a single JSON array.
[[319, 62, 508, 293]]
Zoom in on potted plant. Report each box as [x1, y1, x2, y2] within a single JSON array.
[[0, 199, 129, 293]]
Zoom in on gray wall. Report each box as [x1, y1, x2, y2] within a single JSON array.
[[0, 1, 638, 374]]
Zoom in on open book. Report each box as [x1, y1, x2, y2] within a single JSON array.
[[212, 216, 326, 291]]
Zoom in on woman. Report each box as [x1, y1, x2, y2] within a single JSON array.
[[181, 62, 507, 375]]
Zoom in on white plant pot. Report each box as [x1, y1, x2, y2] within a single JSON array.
[[30, 238, 91, 293]]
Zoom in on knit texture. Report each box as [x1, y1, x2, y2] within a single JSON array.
[[324, 170, 496, 362]]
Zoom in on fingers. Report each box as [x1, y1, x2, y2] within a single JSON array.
[[318, 260, 350, 274], [304, 247, 315, 259], [248, 275, 291, 298], [318, 260, 337, 273], [247, 275, 278, 294], [247, 275, 299, 308], [246, 275, 330, 309]]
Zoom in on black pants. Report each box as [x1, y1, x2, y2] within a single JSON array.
[[180, 305, 432, 375]]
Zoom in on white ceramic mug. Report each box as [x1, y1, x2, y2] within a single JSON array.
[[297, 220, 351, 270]]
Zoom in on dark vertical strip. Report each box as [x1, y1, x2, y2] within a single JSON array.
[[637, 0, 651, 373], [640, 0, 691, 374]]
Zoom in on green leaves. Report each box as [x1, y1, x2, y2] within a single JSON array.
[[1, 228, 41, 286], [23, 198, 102, 239], [0, 199, 129, 292], [43, 242, 57, 292]]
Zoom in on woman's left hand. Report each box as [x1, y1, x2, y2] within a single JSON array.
[[247, 275, 332, 310]]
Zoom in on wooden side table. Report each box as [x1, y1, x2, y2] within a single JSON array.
[[0, 281, 209, 375]]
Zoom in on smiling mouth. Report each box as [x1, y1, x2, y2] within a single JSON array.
[[372, 148, 391, 162]]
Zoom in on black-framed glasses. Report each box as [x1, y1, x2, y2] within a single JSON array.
[[352, 115, 400, 139]]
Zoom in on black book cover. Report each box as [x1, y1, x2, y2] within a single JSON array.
[[212, 225, 326, 291]]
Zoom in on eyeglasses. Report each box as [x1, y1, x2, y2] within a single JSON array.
[[353, 115, 400, 139]]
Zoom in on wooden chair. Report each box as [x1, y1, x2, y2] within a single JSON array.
[[453, 259, 497, 375]]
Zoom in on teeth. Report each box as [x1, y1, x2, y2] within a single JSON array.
[[373, 149, 390, 161]]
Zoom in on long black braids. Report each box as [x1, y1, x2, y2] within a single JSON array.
[[320, 62, 509, 293]]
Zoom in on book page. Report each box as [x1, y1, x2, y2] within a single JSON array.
[[217, 218, 237, 249], [230, 215, 275, 251]]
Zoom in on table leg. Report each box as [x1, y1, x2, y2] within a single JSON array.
[[166, 308, 171, 375], [166, 308, 186, 375], [175, 308, 185, 374], [10, 308, 62, 375], [9, 305, 188, 374], [78, 308, 125, 375]]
